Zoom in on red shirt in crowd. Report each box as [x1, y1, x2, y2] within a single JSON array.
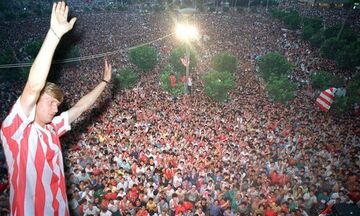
[[264, 208, 277, 216]]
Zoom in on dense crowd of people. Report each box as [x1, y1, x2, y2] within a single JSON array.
[[1, 1, 359, 216], [280, 0, 360, 30]]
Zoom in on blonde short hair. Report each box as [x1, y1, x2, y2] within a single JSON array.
[[40, 82, 64, 103]]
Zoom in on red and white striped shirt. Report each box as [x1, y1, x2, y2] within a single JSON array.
[[1, 98, 71, 216]]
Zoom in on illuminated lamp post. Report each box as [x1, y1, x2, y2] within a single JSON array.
[[175, 23, 199, 94]]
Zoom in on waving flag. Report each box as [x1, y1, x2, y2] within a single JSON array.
[[316, 87, 336, 112], [180, 55, 189, 67], [169, 74, 177, 88]]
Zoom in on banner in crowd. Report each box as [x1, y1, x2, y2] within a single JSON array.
[[316, 87, 337, 112], [169, 74, 177, 88], [181, 56, 189, 67]]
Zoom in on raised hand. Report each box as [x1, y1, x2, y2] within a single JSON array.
[[103, 59, 112, 83], [50, 1, 77, 38]]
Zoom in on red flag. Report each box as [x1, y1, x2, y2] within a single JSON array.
[[169, 74, 177, 88], [316, 87, 336, 112], [180, 55, 189, 67]]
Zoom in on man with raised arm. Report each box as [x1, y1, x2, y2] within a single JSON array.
[[0, 1, 112, 215]]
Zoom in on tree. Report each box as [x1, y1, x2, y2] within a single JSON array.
[[302, 17, 323, 41], [346, 75, 360, 104], [203, 70, 235, 103], [323, 24, 357, 43], [303, 16, 323, 30], [335, 40, 360, 69], [270, 8, 284, 19], [320, 37, 347, 60], [159, 65, 185, 96], [129, 45, 158, 72], [309, 31, 326, 48], [196, 0, 205, 11], [270, 9, 301, 30], [257, 52, 292, 82], [335, 1, 360, 42], [332, 96, 352, 113], [266, 75, 296, 103], [332, 75, 360, 113], [302, 25, 317, 41], [169, 45, 197, 75], [282, 10, 301, 30], [24, 36, 80, 62], [113, 67, 138, 89], [212, 52, 238, 74], [24, 40, 42, 59], [310, 71, 344, 90], [0, 49, 24, 80], [53, 34, 81, 61]]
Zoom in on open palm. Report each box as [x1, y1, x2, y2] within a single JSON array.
[[50, 1, 77, 37], [103, 59, 112, 82]]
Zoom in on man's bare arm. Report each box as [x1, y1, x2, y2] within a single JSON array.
[[68, 59, 112, 124], [20, 1, 76, 116]]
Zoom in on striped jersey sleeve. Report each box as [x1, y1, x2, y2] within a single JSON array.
[[1, 97, 36, 143]]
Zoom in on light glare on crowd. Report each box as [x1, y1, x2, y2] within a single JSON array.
[[175, 24, 199, 41]]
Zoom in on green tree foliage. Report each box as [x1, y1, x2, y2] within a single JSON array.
[[302, 25, 318, 41], [237, 0, 278, 7], [7, 36, 81, 82], [54, 44, 80, 61], [257, 52, 292, 82], [223, 2, 230, 12], [270, 8, 284, 19], [283, 10, 301, 30], [266, 75, 296, 103], [0, 49, 15, 65], [309, 31, 326, 48], [24, 40, 42, 59], [24, 38, 80, 61], [212, 52, 237, 74], [54, 32, 82, 61], [333, 76, 360, 112], [0, 0, 52, 21], [208, 4, 216, 12], [196, 0, 205, 12], [0, 49, 23, 80], [0, 47, 31, 80], [335, 40, 360, 69], [270, 9, 301, 29], [310, 71, 344, 90], [159, 65, 185, 96], [317, 24, 358, 69], [153, 4, 165, 12], [129, 45, 158, 72], [257, 52, 296, 103], [303, 17, 323, 29], [275, 5, 360, 72], [114, 67, 138, 89], [347, 76, 360, 100], [302, 17, 323, 40], [169, 45, 197, 75], [323, 24, 357, 42], [203, 70, 235, 103], [332, 96, 351, 113], [320, 37, 347, 60]]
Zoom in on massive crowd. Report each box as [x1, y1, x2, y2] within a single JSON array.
[[1, 1, 359, 216], [280, 0, 360, 30]]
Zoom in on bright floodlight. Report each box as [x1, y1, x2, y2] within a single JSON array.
[[175, 24, 199, 41]]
